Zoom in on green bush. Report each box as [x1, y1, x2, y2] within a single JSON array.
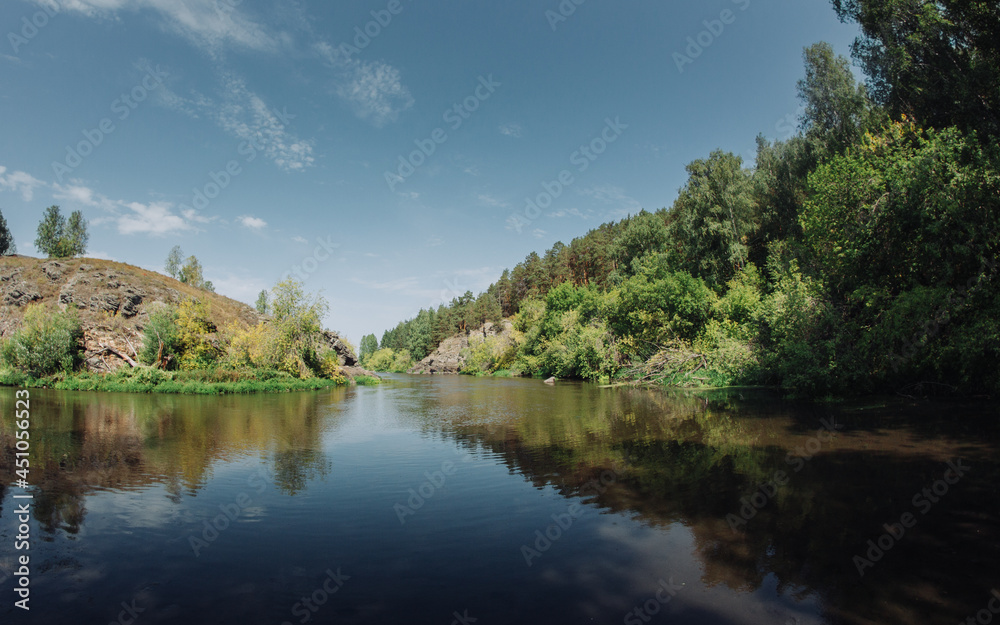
[[0, 304, 83, 377], [140, 306, 181, 368]]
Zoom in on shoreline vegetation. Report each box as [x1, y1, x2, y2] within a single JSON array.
[[0, 252, 380, 395], [361, 38, 999, 399]]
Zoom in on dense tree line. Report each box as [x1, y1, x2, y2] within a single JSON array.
[[369, 5, 1000, 396]]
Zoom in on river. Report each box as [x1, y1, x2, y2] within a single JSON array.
[[1, 376, 998, 624]]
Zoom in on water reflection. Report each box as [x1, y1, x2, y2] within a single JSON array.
[[0, 380, 997, 625]]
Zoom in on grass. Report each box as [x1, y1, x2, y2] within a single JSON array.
[[0, 365, 378, 395]]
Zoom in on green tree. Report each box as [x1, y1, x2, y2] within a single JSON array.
[[359, 333, 379, 363], [177, 255, 213, 291], [139, 306, 182, 369], [255, 290, 269, 314], [165, 246, 184, 279], [0, 304, 83, 376], [666, 151, 758, 288], [797, 42, 871, 158], [0, 209, 14, 256], [35, 206, 88, 258], [833, 0, 1000, 141]]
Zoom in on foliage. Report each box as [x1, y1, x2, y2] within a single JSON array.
[[34, 206, 88, 258], [0, 304, 83, 377], [175, 299, 220, 370], [139, 306, 182, 369], [833, 0, 1000, 141], [364, 348, 413, 373], [367, 29, 1000, 397], [255, 289, 269, 314], [165, 246, 183, 279], [359, 333, 379, 362], [0, 208, 14, 255]]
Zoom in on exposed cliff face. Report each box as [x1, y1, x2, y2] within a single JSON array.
[[408, 320, 513, 374], [0, 256, 366, 377]]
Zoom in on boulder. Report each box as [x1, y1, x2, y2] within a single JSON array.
[[409, 320, 513, 375]]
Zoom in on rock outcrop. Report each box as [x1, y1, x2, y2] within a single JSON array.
[[0, 255, 373, 381], [409, 320, 513, 374]]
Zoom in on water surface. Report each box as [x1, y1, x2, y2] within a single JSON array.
[[1, 376, 998, 624]]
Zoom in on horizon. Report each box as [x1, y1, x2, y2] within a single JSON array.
[[0, 0, 861, 346]]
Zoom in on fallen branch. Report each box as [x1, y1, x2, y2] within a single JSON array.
[[95, 344, 139, 368]]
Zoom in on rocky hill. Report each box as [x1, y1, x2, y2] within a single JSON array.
[[0, 256, 368, 378], [409, 320, 513, 374]]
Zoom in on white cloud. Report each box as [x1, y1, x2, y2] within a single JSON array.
[[0, 166, 45, 201], [36, 0, 280, 55], [549, 207, 593, 220], [532, 229, 547, 239], [334, 58, 414, 127], [53, 183, 116, 210], [118, 202, 194, 236], [238, 215, 267, 230], [292, 236, 308, 244], [351, 276, 421, 293], [498, 123, 522, 138], [477, 194, 507, 208]]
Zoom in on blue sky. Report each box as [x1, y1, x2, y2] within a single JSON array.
[[0, 0, 860, 345]]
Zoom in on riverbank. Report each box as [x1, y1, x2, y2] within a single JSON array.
[[0, 366, 380, 395]]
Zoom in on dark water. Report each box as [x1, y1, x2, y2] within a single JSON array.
[[1, 376, 998, 625]]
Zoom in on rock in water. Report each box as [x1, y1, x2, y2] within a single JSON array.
[[544, 377, 556, 384]]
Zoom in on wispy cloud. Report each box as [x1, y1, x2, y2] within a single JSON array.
[[238, 215, 267, 230], [549, 207, 593, 220], [499, 123, 522, 138], [0, 166, 45, 201], [54, 181, 201, 236], [531, 229, 546, 239], [118, 201, 195, 236], [35, 0, 281, 55], [292, 236, 308, 244], [581, 185, 642, 214], [477, 193, 507, 208], [351, 276, 422, 293], [314, 42, 414, 127]]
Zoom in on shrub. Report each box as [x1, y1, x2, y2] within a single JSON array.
[[0, 304, 83, 377], [140, 306, 182, 368]]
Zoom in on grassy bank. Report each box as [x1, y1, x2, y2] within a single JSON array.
[[0, 366, 379, 395]]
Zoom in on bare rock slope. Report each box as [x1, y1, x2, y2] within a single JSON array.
[[0, 256, 367, 378], [408, 320, 513, 374]]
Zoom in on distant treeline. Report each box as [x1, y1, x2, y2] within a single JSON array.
[[364, 2, 1000, 396]]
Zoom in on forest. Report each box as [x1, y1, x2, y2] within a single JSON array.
[[361, 1, 999, 396]]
